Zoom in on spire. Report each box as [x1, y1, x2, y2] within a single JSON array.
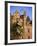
[[21, 10, 26, 16], [14, 10, 20, 18], [15, 10, 19, 14], [23, 10, 26, 16]]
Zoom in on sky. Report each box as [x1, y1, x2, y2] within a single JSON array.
[[10, 6, 32, 20]]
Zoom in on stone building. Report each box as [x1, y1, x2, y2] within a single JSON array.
[[10, 10, 32, 39]]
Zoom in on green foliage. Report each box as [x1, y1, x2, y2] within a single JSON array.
[[17, 26, 23, 33], [10, 23, 17, 32]]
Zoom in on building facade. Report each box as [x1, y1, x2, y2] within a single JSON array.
[[10, 10, 32, 39]]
